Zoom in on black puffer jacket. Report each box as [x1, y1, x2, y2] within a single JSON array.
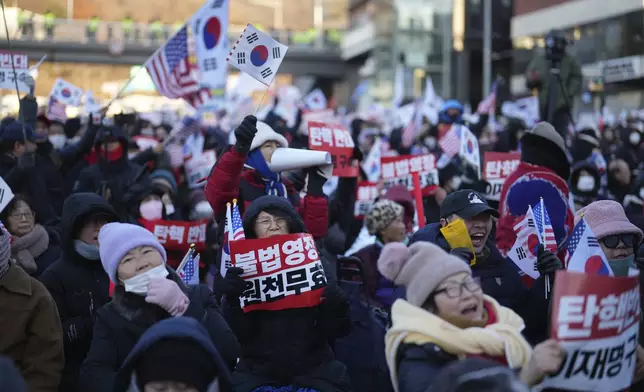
[[222, 195, 352, 391], [39, 193, 119, 392]]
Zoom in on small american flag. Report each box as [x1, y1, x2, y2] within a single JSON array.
[[532, 199, 557, 252], [220, 201, 245, 277], [438, 124, 462, 157], [477, 82, 497, 114], [230, 202, 246, 241], [178, 250, 200, 285], [565, 218, 612, 275]]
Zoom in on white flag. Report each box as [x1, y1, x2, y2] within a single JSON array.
[[304, 88, 327, 110], [362, 138, 382, 182], [459, 126, 481, 177], [0, 176, 14, 214], [508, 206, 540, 279], [84, 90, 101, 114], [226, 24, 288, 86], [192, 0, 229, 90], [49, 78, 83, 106]]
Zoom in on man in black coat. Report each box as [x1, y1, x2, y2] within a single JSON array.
[[39, 192, 120, 392]]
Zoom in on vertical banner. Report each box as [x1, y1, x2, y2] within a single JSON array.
[[381, 154, 438, 196], [0, 52, 30, 92], [482, 152, 520, 201], [539, 271, 640, 391], [308, 121, 358, 177]]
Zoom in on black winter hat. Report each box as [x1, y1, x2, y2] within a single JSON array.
[[135, 338, 216, 392], [242, 195, 306, 238]]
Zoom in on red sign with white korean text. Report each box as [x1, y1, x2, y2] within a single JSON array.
[[354, 181, 379, 217], [0, 52, 28, 69], [142, 220, 208, 252], [229, 233, 327, 313], [540, 271, 640, 391], [308, 121, 358, 177], [380, 154, 438, 196], [482, 152, 520, 201]]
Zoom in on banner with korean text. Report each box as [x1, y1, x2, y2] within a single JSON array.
[[354, 181, 379, 217], [0, 51, 31, 92], [483, 152, 520, 201], [538, 271, 640, 391], [229, 233, 327, 312], [381, 154, 438, 196], [308, 121, 358, 177], [142, 220, 208, 251]]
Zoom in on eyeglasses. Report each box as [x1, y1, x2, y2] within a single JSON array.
[[601, 233, 638, 249], [255, 217, 287, 228], [432, 277, 482, 299], [9, 211, 33, 220]]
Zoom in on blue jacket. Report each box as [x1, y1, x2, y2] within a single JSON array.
[[410, 223, 550, 344]]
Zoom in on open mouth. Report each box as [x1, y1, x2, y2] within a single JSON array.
[[615, 251, 630, 259], [461, 304, 479, 317], [470, 233, 485, 248]]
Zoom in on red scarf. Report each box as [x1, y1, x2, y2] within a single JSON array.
[[97, 144, 124, 162]]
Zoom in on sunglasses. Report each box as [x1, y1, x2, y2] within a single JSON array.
[[600, 233, 638, 249]]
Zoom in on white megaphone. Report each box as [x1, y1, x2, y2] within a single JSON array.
[[266, 148, 332, 172]]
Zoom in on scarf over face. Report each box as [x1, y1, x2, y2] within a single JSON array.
[[245, 149, 287, 197], [11, 224, 49, 275]]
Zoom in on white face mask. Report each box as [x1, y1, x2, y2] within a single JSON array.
[[121, 264, 168, 295], [139, 199, 164, 221], [48, 134, 67, 149], [577, 175, 595, 192], [630, 131, 641, 145]]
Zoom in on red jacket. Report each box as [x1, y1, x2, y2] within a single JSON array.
[[205, 147, 329, 239]]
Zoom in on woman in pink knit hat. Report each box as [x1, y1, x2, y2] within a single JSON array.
[[377, 241, 565, 392], [576, 200, 643, 277]]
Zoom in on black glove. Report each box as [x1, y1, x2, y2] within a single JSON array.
[[306, 167, 327, 197], [233, 115, 258, 155], [534, 244, 563, 277], [450, 247, 474, 263], [352, 146, 364, 162], [17, 151, 36, 170], [220, 267, 247, 298], [318, 285, 351, 337]]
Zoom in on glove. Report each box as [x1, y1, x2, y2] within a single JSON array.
[[534, 244, 563, 277], [220, 267, 247, 298], [233, 115, 258, 155], [306, 166, 328, 197], [145, 278, 190, 316], [318, 285, 351, 337], [450, 247, 474, 263], [17, 151, 36, 170], [352, 146, 364, 162]]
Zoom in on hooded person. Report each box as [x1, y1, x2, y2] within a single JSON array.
[[568, 161, 602, 211], [114, 317, 232, 392], [496, 122, 574, 262], [78, 223, 240, 392], [614, 125, 644, 171], [148, 169, 182, 220], [569, 128, 608, 196], [39, 193, 120, 392], [0, 223, 65, 392], [74, 123, 145, 213], [205, 115, 329, 240], [219, 195, 352, 392], [378, 242, 564, 392]]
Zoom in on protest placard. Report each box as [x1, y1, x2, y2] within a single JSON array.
[[483, 152, 520, 201], [142, 219, 208, 251], [229, 233, 327, 312], [185, 149, 217, 188], [539, 271, 640, 391], [308, 121, 358, 177], [0, 51, 30, 93], [354, 181, 379, 217], [380, 154, 438, 195]]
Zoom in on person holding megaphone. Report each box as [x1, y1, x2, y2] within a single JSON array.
[[205, 115, 331, 241]]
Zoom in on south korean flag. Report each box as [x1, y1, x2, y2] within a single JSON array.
[[226, 23, 288, 86], [49, 78, 83, 107]]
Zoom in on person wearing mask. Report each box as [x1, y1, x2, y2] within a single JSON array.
[[39, 193, 119, 392], [79, 223, 239, 392], [569, 127, 607, 197], [378, 242, 565, 392], [0, 224, 65, 391], [0, 195, 61, 276], [148, 169, 182, 220], [115, 317, 232, 392], [350, 199, 407, 308], [614, 125, 644, 172], [205, 115, 329, 240], [220, 195, 351, 391], [496, 122, 573, 260], [568, 161, 602, 211], [74, 124, 145, 214]]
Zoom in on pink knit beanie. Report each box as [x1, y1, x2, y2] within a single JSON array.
[[377, 242, 471, 307], [576, 200, 643, 243]]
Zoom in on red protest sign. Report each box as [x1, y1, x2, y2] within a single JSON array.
[[229, 233, 327, 313], [354, 181, 379, 217], [142, 220, 208, 252], [381, 154, 438, 196], [482, 152, 520, 201], [541, 270, 640, 391], [308, 121, 358, 177]]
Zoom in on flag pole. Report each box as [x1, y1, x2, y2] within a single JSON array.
[[540, 197, 551, 299], [254, 82, 272, 115]]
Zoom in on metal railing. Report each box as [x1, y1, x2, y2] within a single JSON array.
[[7, 14, 342, 51]]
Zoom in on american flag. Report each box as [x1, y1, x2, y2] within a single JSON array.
[[178, 250, 200, 285], [230, 202, 246, 241], [145, 26, 210, 108], [532, 199, 558, 252], [438, 124, 462, 158], [565, 218, 612, 275], [477, 81, 497, 114], [220, 201, 246, 277]]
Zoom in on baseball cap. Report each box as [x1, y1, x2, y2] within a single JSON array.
[[440, 190, 499, 220]]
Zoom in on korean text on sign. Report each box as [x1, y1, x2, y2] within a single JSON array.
[[308, 121, 358, 177], [354, 181, 379, 217], [539, 271, 640, 392], [229, 233, 328, 313], [482, 152, 520, 202], [0, 51, 30, 93], [142, 220, 208, 252], [381, 154, 438, 195]]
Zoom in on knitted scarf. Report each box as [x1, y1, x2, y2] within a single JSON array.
[[11, 224, 49, 275], [385, 296, 532, 392], [245, 149, 287, 197]]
